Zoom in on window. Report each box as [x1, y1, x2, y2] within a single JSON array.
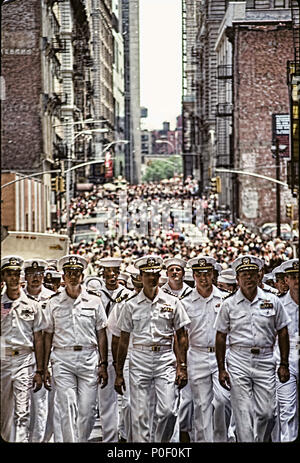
[[246, 0, 256, 8], [274, 0, 285, 7]]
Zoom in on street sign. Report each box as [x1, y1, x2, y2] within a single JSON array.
[[272, 114, 290, 159]]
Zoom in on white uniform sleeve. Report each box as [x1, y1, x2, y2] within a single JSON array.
[[173, 299, 191, 331], [44, 298, 54, 334], [107, 302, 123, 337], [117, 301, 133, 333], [214, 300, 230, 333], [274, 297, 291, 332], [33, 300, 49, 332], [95, 297, 108, 331]]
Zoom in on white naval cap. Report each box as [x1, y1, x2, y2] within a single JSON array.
[[218, 268, 237, 285], [231, 255, 263, 274], [187, 255, 216, 272], [184, 268, 194, 282], [272, 264, 285, 278], [46, 259, 58, 270], [99, 257, 122, 268], [125, 264, 140, 277], [24, 259, 48, 272], [126, 265, 143, 287], [118, 272, 130, 282], [1, 255, 24, 271], [159, 269, 168, 284], [280, 259, 299, 274], [134, 255, 163, 273], [84, 276, 103, 292], [262, 273, 275, 283], [164, 258, 187, 269], [214, 263, 223, 274], [58, 254, 87, 272], [44, 270, 62, 284]]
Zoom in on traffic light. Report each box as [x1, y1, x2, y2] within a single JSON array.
[[58, 176, 65, 193], [51, 176, 59, 192], [286, 204, 294, 219], [211, 178, 217, 193], [211, 177, 221, 194]]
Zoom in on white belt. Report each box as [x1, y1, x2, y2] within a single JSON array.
[[230, 345, 273, 355], [191, 346, 215, 353], [53, 345, 97, 352], [132, 344, 172, 352]]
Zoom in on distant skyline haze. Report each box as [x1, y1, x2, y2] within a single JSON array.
[[139, 0, 182, 131]]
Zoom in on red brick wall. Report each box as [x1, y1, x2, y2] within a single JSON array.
[[1, 0, 43, 171], [233, 24, 295, 227]]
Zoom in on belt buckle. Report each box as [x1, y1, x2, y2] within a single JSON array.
[[151, 345, 160, 352], [251, 348, 260, 355], [208, 347, 214, 353], [12, 350, 19, 356], [74, 346, 83, 351]]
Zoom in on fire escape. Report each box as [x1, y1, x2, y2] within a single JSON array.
[[287, 0, 299, 195], [216, 64, 233, 169], [182, 0, 198, 180]]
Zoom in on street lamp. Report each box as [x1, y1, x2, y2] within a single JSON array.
[[270, 141, 287, 238], [155, 139, 175, 153]]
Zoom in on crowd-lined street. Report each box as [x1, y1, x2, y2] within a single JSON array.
[[1, 176, 298, 444]]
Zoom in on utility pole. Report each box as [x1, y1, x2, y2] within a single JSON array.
[[275, 139, 281, 238]]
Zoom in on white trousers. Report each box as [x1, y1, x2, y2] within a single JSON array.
[[188, 348, 231, 442], [98, 353, 119, 442], [1, 352, 34, 442], [43, 375, 63, 442], [129, 349, 179, 443], [118, 354, 132, 441], [275, 355, 299, 442], [227, 349, 276, 442], [29, 386, 48, 442], [51, 349, 98, 442]]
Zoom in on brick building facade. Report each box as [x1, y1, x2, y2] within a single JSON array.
[[233, 23, 295, 225]]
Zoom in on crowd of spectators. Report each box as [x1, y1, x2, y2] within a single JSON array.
[[56, 177, 298, 277]]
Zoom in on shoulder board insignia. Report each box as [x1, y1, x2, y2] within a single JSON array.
[[179, 289, 193, 300], [115, 293, 130, 303], [223, 289, 238, 300]]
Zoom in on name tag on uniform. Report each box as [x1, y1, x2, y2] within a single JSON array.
[[260, 301, 274, 309], [82, 307, 95, 311], [161, 305, 173, 313]]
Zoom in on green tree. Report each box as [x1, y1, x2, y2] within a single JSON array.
[[142, 156, 183, 182]]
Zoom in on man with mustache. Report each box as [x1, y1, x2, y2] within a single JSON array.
[[23, 259, 54, 443]]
